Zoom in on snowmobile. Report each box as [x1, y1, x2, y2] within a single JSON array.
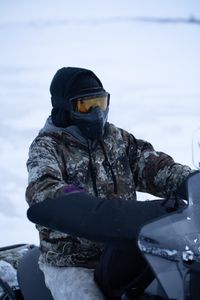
[[138, 171, 200, 299], [0, 170, 199, 300]]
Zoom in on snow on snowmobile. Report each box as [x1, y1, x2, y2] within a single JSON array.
[[1, 153, 200, 299]]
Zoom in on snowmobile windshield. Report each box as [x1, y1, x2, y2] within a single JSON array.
[[139, 204, 200, 262], [138, 172, 200, 263], [72, 92, 110, 113]]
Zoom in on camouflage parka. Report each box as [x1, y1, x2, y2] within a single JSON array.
[[26, 118, 193, 268]]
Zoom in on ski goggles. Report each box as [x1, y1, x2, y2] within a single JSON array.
[[72, 92, 110, 113]]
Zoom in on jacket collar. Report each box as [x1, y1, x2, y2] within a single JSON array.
[[39, 116, 97, 148]]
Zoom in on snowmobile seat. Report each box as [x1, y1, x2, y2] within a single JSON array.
[[17, 246, 53, 300]]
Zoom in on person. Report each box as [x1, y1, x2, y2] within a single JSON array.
[[26, 67, 195, 300]]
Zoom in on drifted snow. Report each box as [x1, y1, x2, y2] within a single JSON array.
[[0, 260, 18, 297]]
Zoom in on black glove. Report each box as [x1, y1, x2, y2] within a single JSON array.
[[161, 197, 187, 213]]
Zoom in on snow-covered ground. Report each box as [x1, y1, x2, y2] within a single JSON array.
[[0, 0, 200, 246]]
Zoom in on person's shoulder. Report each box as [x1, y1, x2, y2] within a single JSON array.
[[29, 131, 64, 150], [106, 122, 129, 136], [105, 123, 137, 147], [106, 124, 157, 154]]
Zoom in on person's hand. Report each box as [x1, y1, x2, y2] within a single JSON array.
[[161, 197, 187, 213]]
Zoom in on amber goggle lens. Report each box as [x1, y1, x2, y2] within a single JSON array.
[[74, 96, 108, 113]]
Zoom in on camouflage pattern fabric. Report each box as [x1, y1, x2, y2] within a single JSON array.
[[26, 122, 193, 268]]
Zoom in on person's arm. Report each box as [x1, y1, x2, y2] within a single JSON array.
[[135, 138, 195, 198], [122, 129, 194, 199], [28, 191, 170, 246], [26, 134, 71, 206]]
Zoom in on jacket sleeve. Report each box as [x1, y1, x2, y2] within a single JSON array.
[[134, 138, 194, 198], [122, 130, 194, 198], [26, 135, 68, 206]]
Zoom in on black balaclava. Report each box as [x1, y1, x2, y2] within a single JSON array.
[[50, 67, 109, 140]]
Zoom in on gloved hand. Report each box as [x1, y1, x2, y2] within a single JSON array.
[[161, 197, 187, 213]]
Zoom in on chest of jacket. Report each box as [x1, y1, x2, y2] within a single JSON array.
[[60, 134, 136, 200]]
